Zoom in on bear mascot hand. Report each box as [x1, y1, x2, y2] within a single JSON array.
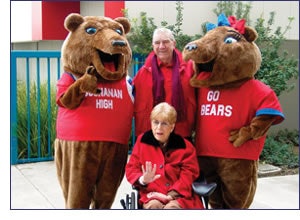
[[229, 115, 277, 147], [79, 66, 101, 94], [59, 66, 100, 109]]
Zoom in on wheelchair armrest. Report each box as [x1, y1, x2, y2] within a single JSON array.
[[192, 182, 217, 197]]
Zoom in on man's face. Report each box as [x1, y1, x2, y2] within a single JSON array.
[[152, 33, 176, 64]]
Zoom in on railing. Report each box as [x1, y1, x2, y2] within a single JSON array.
[[11, 51, 61, 164], [11, 50, 144, 164]]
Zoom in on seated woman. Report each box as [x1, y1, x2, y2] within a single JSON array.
[[125, 102, 203, 209]]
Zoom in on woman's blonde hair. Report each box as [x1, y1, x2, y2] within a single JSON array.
[[150, 102, 177, 124]]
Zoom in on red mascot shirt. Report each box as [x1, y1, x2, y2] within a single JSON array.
[[56, 73, 134, 145], [196, 79, 284, 160]]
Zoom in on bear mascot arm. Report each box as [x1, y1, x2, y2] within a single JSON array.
[[58, 13, 131, 109], [227, 27, 280, 147], [229, 114, 278, 147]]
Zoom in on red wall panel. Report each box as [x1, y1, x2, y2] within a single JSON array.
[[32, 1, 80, 40], [104, 1, 125, 18]]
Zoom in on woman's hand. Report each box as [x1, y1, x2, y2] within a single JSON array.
[[141, 161, 161, 184], [147, 192, 173, 203]]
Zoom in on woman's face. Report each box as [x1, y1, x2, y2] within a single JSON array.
[[151, 115, 175, 144]]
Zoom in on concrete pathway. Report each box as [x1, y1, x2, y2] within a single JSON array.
[[10, 161, 299, 210]]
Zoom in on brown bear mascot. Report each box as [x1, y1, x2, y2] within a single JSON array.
[[182, 14, 285, 209], [54, 13, 133, 209]]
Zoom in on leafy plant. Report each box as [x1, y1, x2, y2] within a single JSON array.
[[274, 129, 299, 146], [17, 81, 57, 159], [254, 13, 298, 96], [213, 1, 252, 24], [160, 1, 198, 51], [260, 129, 299, 168], [123, 9, 157, 56]]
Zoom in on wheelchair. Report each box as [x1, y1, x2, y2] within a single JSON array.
[[120, 173, 217, 209]]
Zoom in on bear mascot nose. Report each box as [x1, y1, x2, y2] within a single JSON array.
[[112, 40, 127, 46]]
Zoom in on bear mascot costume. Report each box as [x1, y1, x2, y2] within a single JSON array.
[[182, 14, 285, 209], [54, 13, 133, 209]]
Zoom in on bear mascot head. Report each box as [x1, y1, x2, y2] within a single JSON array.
[[54, 13, 134, 209], [62, 13, 131, 81], [182, 14, 284, 209]]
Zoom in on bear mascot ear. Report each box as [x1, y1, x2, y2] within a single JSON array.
[[64, 13, 84, 32], [243, 26, 258, 43], [114, 17, 131, 34]]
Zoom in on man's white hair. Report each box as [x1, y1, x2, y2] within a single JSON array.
[[152, 27, 175, 43]]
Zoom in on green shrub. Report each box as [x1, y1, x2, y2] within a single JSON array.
[[213, 1, 252, 24], [123, 10, 157, 56], [260, 129, 299, 168], [17, 81, 57, 159], [160, 1, 199, 51], [254, 13, 298, 96]]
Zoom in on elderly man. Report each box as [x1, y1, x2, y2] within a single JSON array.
[[133, 28, 196, 142]]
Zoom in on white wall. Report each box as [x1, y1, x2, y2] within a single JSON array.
[[11, 1, 33, 42], [125, 1, 299, 39], [125, 1, 218, 36], [80, 1, 104, 16], [10, 1, 105, 43], [250, 1, 299, 40]]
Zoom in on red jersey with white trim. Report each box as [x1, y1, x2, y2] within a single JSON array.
[[195, 79, 284, 160], [56, 73, 134, 144]]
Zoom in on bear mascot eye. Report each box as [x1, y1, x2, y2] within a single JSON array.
[[224, 36, 237, 44], [86, 27, 97, 35], [115, 28, 123, 35]]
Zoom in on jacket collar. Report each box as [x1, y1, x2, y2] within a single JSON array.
[[141, 130, 186, 150]]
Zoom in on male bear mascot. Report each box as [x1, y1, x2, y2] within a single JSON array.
[[54, 13, 133, 209]]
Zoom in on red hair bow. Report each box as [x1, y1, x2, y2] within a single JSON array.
[[228, 16, 246, 34]]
